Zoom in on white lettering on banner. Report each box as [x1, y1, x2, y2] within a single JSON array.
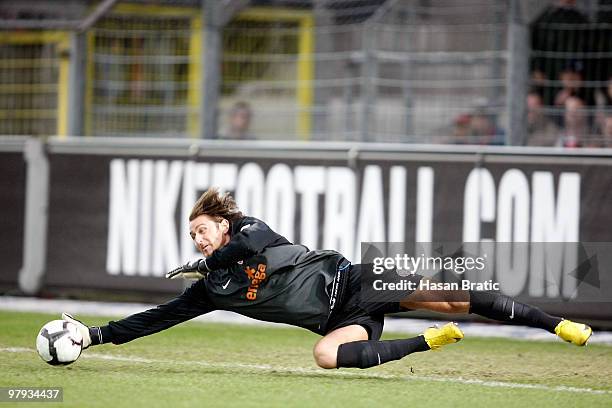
[[265, 164, 295, 243], [355, 165, 385, 259], [152, 161, 183, 276], [324, 167, 356, 261], [181, 162, 210, 263], [462, 168, 496, 286], [235, 163, 265, 219], [211, 163, 237, 194], [138, 160, 154, 275], [463, 168, 496, 242], [107, 159, 139, 275], [496, 169, 530, 296], [460, 168, 581, 298], [388, 166, 406, 246], [530, 172, 580, 298], [294, 166, 325, 250], [416, 167, 434, 257], [104, 159, 582, 302]]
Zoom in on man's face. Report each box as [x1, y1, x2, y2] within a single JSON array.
[[564, 97, 586, 129], [230, 109, 251, 133], [559, 70, 582, 90], [471, 114, 492, 136], [189, 214, 230, 257]]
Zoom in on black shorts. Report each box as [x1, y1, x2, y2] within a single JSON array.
[[324, 264, 422, 340]]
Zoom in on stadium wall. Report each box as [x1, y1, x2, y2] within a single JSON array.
[[2, 136, 612, 323]]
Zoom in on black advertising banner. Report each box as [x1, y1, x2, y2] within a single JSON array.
[[0, 152, 26, 291], [42, 147, 612, 319], [45, 154, 184, 295]]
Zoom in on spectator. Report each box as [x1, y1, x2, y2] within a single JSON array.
[[220, 101, 254, 140], [451, 113, 472, 145], [558, 95, 590, 147], [470, 108, 505, 146], [529, 70, 548, 101], [526, 91, 559, 146], [554, 60, 588, 108]]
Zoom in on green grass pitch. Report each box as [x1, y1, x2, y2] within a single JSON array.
[[1, 310, 611, 407]]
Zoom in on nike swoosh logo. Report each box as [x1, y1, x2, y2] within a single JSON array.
[[222, 278, 231, 289], [509, 301, 515, 319], [377, 353, 381, 365]]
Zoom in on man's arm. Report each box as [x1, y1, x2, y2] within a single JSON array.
[[63, 280, 214, 346], [202, 218, 289, 272]]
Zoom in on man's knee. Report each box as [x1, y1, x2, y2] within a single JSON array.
[[312, 342, 337, 369], [313, 324, 368, 369]]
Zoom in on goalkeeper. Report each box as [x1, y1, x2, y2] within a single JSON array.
[[63, 188, 592, 370]]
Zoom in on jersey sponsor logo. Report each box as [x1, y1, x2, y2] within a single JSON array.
[[244, 262, 267, 301]]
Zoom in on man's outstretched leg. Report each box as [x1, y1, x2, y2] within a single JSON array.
[[314, 323, 463, 370], [401, 287, 592, 346], [467, 290, 592, 346]]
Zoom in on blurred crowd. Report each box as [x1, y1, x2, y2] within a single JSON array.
[[528, 0, 611, 148], [216, 1, 611, 147], [450, 0, 611, 148]]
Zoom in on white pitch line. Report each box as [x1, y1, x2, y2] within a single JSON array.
[[3, 347, 610, 396], [3, 296, 612, 344]]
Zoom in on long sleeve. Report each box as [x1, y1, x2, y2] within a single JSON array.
[[102, 279, 214, 344]]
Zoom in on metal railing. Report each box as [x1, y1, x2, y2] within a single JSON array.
[[0, 0, 609, 147]]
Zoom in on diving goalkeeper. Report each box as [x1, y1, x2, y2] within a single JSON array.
[[63, 188, 592, 370]]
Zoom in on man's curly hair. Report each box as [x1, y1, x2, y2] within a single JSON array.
[[189, 188, 243, 223]]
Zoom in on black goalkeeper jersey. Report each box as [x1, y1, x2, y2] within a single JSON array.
[[202, 216, 348, 335]]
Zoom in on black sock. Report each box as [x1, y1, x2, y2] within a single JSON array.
[[336, 336, 430, 369], [469, 290, 562, 333]]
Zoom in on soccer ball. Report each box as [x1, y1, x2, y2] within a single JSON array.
[[36, 320, 83, 366]]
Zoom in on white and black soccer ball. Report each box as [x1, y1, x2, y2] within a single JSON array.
[[36, 320, 83, 366]]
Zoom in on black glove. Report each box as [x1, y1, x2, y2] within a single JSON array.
[[165, 259, 209, 280]]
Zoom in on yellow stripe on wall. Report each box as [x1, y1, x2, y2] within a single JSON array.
[[84, 32, 94, 137], [187, 16, 203, 138], [0, 31, 67, 44], [296, 15, 314, 140], [56, 35, 70, 138], [112, 3, 198, 17], [238, 7, 313, 22]]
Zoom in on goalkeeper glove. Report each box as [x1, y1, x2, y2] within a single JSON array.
[[165, 259, 209, 280], [62, 313, 92, 349]]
